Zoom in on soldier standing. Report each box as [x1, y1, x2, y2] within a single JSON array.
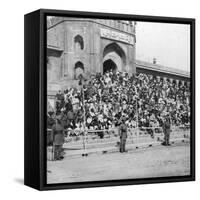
[[52, 115, 65, 160], [162, 113, 171, 146], [119, 118, 128, 153], [47, 113, 55, 146]]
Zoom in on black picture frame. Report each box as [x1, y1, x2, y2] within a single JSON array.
[[24, 9, 195, 191]]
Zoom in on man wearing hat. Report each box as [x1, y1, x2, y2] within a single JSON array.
[[162, 112, 171, 146], [119, 117, 128, 153], [52, 115, 65, 160]]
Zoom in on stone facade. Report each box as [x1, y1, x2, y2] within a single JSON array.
[[47, 18, 136, 94]]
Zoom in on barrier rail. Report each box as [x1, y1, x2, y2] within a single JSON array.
[[47, 126, 190, 161]]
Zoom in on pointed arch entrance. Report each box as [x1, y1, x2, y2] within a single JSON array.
[[103, 59, 117, 73], [103, 42, 126, 74], [74, 61, 84, 80]]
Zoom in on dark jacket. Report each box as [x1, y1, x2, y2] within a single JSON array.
[[163, 117, 171, 134], [47, 116, 55, 129], [119, 124, 128, 140], [52, 123, 64, 145]]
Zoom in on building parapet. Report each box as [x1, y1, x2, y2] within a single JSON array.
[[47, 17, 136, 35], [135, 60, 190, 78]]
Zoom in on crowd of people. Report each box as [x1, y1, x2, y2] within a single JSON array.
[[47, 70, 190, 136]]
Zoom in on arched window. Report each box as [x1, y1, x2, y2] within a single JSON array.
[[74, 35, 84, 51], [74, 61, 84, 80]]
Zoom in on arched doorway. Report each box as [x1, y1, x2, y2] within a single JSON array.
[[103, 59, 117, 74], [74, 61, 84, 80], [102, 42, 126, 74]]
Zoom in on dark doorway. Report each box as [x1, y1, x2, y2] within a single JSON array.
[[103, 59, 117, 74], [74, 61, 84, 80]]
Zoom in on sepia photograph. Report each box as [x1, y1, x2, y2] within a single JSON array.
[[46, 16, 191, 184]]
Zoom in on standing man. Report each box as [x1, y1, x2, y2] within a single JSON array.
[[162, 113, 171, 146], [47, 112, 55, 146], [119, 118, 128, 153], [52, 115, 65, 160]]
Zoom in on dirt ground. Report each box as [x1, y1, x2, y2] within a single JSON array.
[[47, 143, 190, 184]]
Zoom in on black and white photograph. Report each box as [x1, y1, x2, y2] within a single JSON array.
[[46, 16, 192, 184]]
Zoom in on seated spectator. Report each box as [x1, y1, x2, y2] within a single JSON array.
[[48, 69, 190, 138]]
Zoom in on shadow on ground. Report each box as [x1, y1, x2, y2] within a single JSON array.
[[14, 178, 24, 185]]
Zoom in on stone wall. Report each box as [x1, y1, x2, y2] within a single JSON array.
[[47, 18, 136, 93]]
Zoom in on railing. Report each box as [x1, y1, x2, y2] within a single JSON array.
[[47, 126, 190, 161]]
